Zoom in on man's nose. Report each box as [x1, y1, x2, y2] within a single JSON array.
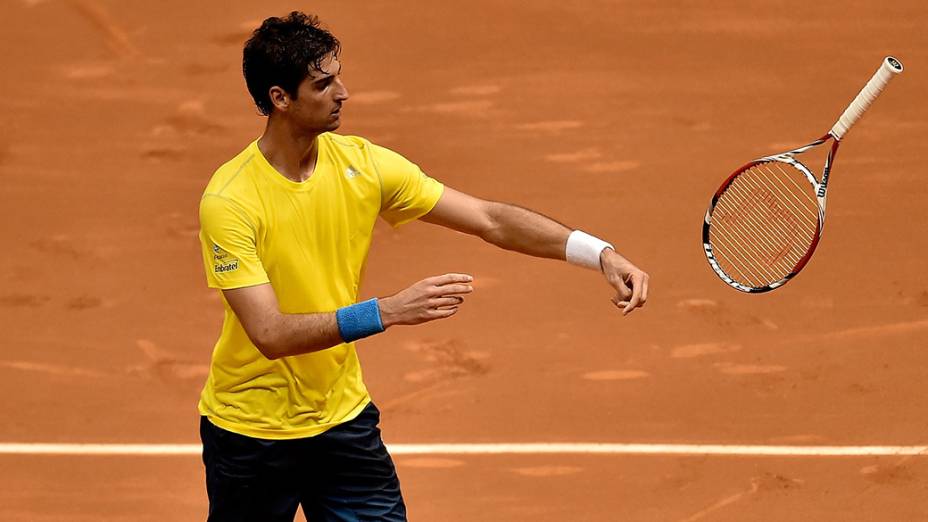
[[335, 80, 349, 101]]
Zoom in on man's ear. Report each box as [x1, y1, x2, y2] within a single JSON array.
[[268, 86, 290, 112]]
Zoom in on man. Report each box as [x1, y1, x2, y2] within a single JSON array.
[[198, 11, 649, 522]]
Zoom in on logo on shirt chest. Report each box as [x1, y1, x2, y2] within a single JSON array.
[[344, 165, 361, 179]]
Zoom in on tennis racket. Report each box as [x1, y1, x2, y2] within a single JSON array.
[[702, 56, 903, 293]]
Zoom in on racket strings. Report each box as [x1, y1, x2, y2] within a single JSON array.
[[711, 196, 801, 286], [712, 191, 788, 273], [709, 209, 790, 285], [757, 163, 819, 227], [735, 174, 817, 247], [722, 177, 807, 252], [708, 161, 820, 288], [712, 191, 796, 281], [711, 190, 809, 285], [711, 165, 818, 285], [771, 163, 818, 209], [709, 212, 795, 288], [714, 178, 808, 268]]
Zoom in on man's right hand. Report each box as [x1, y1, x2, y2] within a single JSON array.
[[379, 273, 474, 328]]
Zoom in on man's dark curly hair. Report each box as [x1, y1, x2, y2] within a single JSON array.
[[243, 12, 341, 115]]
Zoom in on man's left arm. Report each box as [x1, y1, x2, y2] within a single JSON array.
[[420, 186, 649, 315]]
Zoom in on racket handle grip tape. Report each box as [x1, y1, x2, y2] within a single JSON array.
[[830, 56, 903, 140]]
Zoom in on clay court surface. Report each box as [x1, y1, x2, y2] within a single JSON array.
[[2, 1, 927, 520]]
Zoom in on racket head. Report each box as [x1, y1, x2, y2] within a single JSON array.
[[702, 156, 824, 293]]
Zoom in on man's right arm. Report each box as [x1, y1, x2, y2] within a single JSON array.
[[222, 283, 341, 360], [223, 274, 474, 360]]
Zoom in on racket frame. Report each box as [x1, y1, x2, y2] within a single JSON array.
[[702, 134, 840, 293]]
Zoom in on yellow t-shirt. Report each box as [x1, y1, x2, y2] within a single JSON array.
[[197, 133, 444, 440]]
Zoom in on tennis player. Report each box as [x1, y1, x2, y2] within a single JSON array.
[[197, 11, 649, 522]]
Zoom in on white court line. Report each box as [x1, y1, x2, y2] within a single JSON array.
[[0, 443, 926, 457]]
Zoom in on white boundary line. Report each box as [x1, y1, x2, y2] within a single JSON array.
[[0, 443, 926, 457]]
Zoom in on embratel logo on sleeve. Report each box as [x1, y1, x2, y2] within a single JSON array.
[[212, 244, 239, 273]]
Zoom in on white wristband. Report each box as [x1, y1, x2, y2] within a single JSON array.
[[566, 230, 614, 271]]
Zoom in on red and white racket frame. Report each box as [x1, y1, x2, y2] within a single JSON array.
[[702, 56, 903, 293], [702, 137, 837, 293]]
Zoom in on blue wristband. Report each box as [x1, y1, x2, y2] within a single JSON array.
[[336, 298, 385, 343]]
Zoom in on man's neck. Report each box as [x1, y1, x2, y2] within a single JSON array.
[[257, 117, 320, 183]]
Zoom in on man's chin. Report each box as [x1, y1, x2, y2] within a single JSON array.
[[306, 118, 342, 134]]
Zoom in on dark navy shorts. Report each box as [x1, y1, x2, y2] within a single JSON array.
[[200, 402, 406, 522]]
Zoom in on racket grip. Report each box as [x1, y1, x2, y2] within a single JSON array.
[[829, 56, 903, 140]]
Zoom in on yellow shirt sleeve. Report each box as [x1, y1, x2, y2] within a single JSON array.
[[199, 194, 270, 289], [371, 143, 444, 227]]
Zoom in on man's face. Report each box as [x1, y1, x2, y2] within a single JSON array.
[[289, 54, 349, 132]]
